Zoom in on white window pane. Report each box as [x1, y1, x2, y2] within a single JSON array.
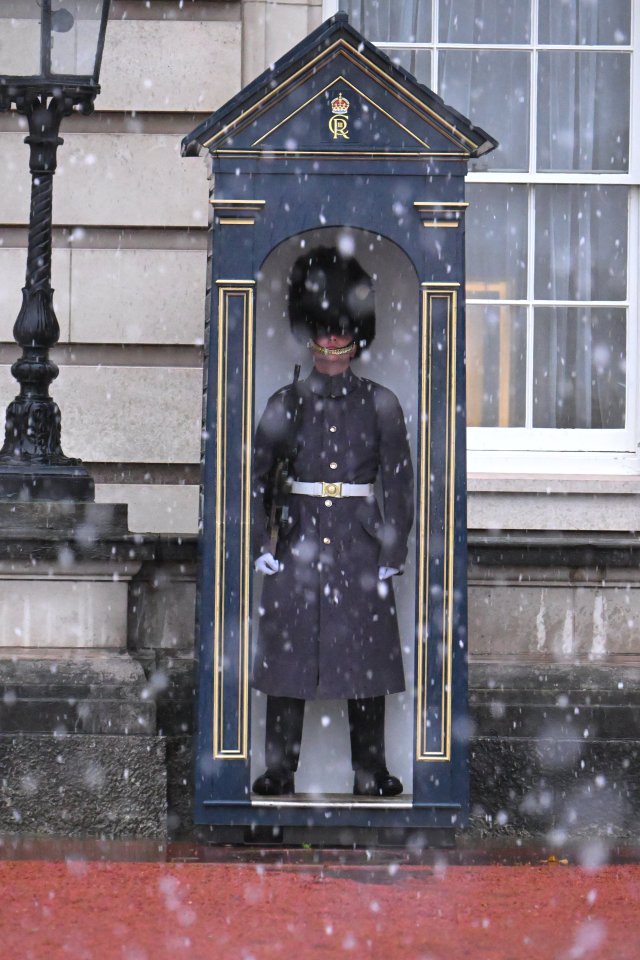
[[532, 307, 626, 429], [537, 52, 630, 172], [467, 304, 527, 427], [338, 0, 431, 43], [50, 0, 104, 78], [466, 184, 528, 300], [538, 0, 631, 45], [439, 50, 529, 171], [535, 186, 628, 302], [438, 0, 531, 44], [380, 47, 430, 84]]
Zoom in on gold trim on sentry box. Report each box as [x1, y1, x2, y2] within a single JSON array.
[[204, 39, 478, 152], [218, 218, 256, 225], [210, 199, 266, 207], [212, 283, 254, 760], [415, 203, 467, 229], [252, 73, 430, 150], [416, 284, 458, 762], [215, 150, 466, 159]]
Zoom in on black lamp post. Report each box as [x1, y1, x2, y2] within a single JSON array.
[[0, 1, 111, 501]]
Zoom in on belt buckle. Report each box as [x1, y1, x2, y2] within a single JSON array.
[[322, 481, 342, 498]]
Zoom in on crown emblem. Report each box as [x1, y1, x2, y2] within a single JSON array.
[[331, 93, 350, 115]]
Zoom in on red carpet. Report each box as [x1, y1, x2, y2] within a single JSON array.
[[1, 855, 640, 959]]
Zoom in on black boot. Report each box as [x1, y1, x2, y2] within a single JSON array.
[[252, 768, 295, 796], [348, 696, 403, 797], [252, 696, 305, 796], [353, 768, 403, 797]]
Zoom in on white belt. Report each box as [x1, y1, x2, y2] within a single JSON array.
[[289, 480, 374, 499]]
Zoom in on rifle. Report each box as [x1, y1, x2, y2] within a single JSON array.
[[267, 363, 301, 555]]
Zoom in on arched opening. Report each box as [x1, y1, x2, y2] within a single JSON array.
[[251, 226, 420, 796]]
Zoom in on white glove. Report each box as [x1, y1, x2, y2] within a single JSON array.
[[255, 552, 280, 575], [378, 566, 399, 580]]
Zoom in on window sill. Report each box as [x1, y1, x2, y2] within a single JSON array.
[[467, 450, 640, 477], [468, 474, 640, 532]]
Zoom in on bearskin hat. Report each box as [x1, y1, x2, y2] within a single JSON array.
[[288, 246, 376, 353]]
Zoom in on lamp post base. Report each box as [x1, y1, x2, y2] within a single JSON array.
[[0, 462, 94, 502]]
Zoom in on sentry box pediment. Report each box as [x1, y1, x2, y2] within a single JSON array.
[[183, 13, 495, 165], [184, 14, 496, 844]]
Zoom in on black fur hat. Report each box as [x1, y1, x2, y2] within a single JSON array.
[[288, 246, 376, 353]]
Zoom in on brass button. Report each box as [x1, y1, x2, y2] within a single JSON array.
[[329, 425, 337, 433], [324, 499, 333, 507], [323, 537, 331, 545], [329, 461, 338, 470]]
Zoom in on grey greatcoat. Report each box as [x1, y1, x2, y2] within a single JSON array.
[[252, 366, 414, 700]]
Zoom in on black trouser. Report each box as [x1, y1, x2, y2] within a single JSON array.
[[264, 694, 387, 774]]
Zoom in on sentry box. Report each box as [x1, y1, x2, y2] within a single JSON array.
[[183, 13, 496, 845]]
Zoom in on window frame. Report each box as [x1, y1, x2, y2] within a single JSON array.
[[324, 0, 640, 472]]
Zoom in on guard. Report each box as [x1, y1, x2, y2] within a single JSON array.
[[251, 246, 414, 796]]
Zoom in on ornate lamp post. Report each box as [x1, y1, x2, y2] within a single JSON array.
[[0, 1, 111, 501]]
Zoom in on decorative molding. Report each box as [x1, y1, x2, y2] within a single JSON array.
[[252, 73, 430, 150], [212, 282, 254, 760], [203, 39, 477, 153], [210, 199, 266, 212], [416, 284, 458, 762], [414, 201, 467, 228]]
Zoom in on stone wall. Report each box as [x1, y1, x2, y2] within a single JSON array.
[[0, 0, 322, 538], [2, 516, 639, 840], [0, 503, 196, 839], [468, 533, 640, 839], [1, 0, 639, 843]]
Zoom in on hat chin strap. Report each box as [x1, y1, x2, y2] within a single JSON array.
[[308, 339, 356, 357]]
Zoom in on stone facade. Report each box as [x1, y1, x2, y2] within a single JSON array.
[[0, 0, 638, 841]]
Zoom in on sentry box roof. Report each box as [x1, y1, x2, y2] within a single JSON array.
[[182, 13, 497, 162]]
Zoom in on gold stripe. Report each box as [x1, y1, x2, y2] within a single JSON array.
[[252, 73, 430, 149], [337, 43, 479, 150], [422, 222, 459, 228], [215, 150, 466, 159], [240, 287, 254, 759], [416, 285, 458, 762], [446, 289, 457, 761], [441, 295, 452, 752], [415, 287, 430, 761], [218, 218, 256, 225], [210, 199, 266, 206], [421, 281, 461, 287], [203, 39, 479, 151], [213, 284, 254, 760], [414, 202, 469, 208], [213, 286, 226, 759]]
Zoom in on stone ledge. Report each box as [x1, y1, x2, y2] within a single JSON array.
[[0, 654, 156, 735], [0, 652, 147, 689], [469, 476, 640, 495], [469, 660, 640, 697], [470, 736, 640, 838], [0, 502, 129, 541], [0, 503, 198, 565], [468, 486, 640, 533], [469, 529, 640, 568], [0, 733, 167, 839]]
